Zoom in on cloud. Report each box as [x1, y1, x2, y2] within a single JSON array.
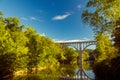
[[20, 16, 43, 22], [52, 12, 71, 20], [30, 17, 43, 22], [77, 4, 82, 9], [30, 17, 37, 20], [20, 17, 28, 21]]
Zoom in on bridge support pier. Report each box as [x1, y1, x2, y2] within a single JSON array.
[[57, 40, 96, 80], [79, 50, 83, 80]]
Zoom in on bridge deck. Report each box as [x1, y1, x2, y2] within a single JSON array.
[[56, 40, 96, 44]]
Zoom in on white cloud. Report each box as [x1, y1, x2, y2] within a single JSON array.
[[20, 17, 28, 21], [77, 4, 82, 9], [52, 12, 71, 20], [30, 17, 37, 20], [30, 17, 43, 22], [20, 16, 43, 22]]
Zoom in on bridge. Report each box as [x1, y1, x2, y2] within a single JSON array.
[[56, 40, 96, 80]]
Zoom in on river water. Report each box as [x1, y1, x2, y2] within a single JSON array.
[[75, 69, 95, 79]]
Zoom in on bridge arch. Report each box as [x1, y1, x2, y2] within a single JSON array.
[[81, 44, 96, 80], [56, 40, 96, 80]]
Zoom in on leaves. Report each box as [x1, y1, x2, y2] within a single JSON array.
[[0, 12, 78, 79], [82, 0, 120, 34], [0, 16, 29, 79], [82, 51, 90, 69]]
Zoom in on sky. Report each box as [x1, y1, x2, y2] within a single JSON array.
[[0, 0, 94, 41]]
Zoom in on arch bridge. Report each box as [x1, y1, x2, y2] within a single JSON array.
[[56, 40, 96, 80]]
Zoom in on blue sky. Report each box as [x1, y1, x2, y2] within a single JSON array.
[[0, 0, 94, 41]]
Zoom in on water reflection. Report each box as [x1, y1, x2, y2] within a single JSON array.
[[75, 68, 95, 79], [14, 64, 95, 80]]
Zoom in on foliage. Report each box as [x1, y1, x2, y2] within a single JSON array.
[[82, 51, 90, 69], [0, 16, 28, 79], [82, 0, 120, 79], [24, 27, 63, 74], [94, 33, 117, 62], [58, 45, 78, 65], [81, 0, 120, 34], [0, 11, 3, 20], [14, 73, 60, 80], [56, 45, 78, 78], [92, 33, 118, 80], [112, 18, 120, 54], [0, 12, 64, 79], [93, 56, 120, 80]]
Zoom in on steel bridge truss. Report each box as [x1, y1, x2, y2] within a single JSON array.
[[57, 40, 96, 80]]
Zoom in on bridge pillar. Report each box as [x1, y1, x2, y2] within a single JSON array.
[[57, 40, 96, 80], [79, 50, 83, 80]]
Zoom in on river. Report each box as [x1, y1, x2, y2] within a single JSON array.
[[75, 68, 95, 79]]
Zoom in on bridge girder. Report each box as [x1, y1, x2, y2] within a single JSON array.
[[57, 40, 96, 80], [57, 40, 96, 51]]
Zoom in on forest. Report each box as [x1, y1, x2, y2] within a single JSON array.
[[0, 0, 120, 80], [0, 12, 80, 80], [82, 0, 120, 80]]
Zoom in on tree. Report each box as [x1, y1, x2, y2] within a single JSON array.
[[94, 33, 117, 62], [81, 0, 120, 34], [0, 11, 3, 20], [58, 46, 78, 65], [0, 17, 28, 79], [112, 18, 120, 54], [25, 27, 62, 74], [93, 33, 118, 80], [82, 51, 90, 69], [93, 56, 120, 80], [82, 1, 120, 79], [25, 27, 39, 74]]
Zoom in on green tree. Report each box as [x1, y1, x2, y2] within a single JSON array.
[[0, 17, 28, 79], [25, 27, 62, 73], [82, 51, 90, 69], [81, 0, 120, 34], [0, 11, 3, 20], [82, 0, 120, 79], [93, 33, 118, 80], [94, 33, 117, 62], [59, 46, 78, 65], [25, 27, 39, 74]]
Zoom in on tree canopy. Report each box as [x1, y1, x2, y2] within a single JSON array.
[[0, 12, 78, 79], [82, 0, 120, 34], [82, 0, 120, 80]]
